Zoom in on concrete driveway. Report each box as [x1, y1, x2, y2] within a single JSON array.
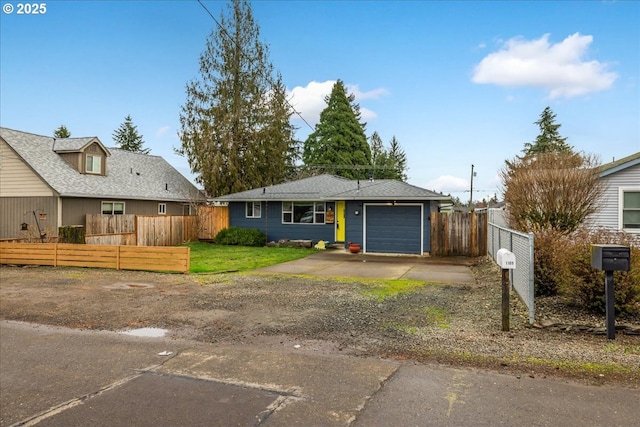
[[255, 250, 477, 285]]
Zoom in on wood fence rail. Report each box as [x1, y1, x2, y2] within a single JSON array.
[[0, 242, 190, 274], [84, 207, 229, 246], [430, 211, 488, 257]]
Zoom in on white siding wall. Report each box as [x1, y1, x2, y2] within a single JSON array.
[[587, 164, 640, 231], [0, 140, 54, 197]]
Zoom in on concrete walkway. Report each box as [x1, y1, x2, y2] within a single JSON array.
[[255, 250, 477, 285]]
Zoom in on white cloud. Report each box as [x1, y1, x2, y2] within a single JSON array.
[[425, 175, 468, 193], [287, 80, 388, 125], [472, 33, 618, 98], [155, 126, 171, 137]]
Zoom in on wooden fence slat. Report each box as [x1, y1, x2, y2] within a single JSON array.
[[430, 211, 487, 257], [0, 243, 189, 273]]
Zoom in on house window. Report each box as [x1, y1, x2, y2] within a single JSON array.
[[622, 190, 640, 230], [86, 154, 102, 174], [158, 203, 167, 215], [246, 202, 261, 218], [102, 201, 125, 215], [282, 201, 325, 224]]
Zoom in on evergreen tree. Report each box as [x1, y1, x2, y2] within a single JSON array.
[[388, 136, 408, 181], [251, 72, 300, 185], [178, 0, 296, 196], [113, 115, 149, 154], [367, 132, 409, 181], [303, 80, 370, 179], [369, 131, 389, 178], [53, 125, 71, 139], [523, 106, 573, 155]]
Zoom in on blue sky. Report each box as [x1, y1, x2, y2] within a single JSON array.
[[1, 0, 638, 202]]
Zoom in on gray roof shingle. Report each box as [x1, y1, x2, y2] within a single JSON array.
[[214, 174, 450, 201], [1, 127, 202, 202], [52, 136, 110, 154]]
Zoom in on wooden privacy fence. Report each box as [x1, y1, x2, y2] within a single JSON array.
[[84, 206, 229, 246], [136, 215, 198, 246], [197, 205, 229, 240], [0, 242, 190, 274], [430, 211, 487, 257]]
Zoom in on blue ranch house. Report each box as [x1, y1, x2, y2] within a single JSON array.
[[213, 174, 451, 255]]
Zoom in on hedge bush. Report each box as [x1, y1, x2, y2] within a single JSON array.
[[214, 227, 266, 247], [58, 225, 85, 244], [534, 226, 640, 316]]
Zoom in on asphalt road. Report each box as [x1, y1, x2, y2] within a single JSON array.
[[1, 320, 638, 427]]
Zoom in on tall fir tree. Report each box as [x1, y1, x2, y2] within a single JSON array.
[[523, 106, 573, 155], [53, 125, 71, 139], [303, 80, 371, 179], [178, 0, 297, 196], [113, 115, 149, 154], [388, 136, 408, 181], [368, 132, 409, 181], [369, 131, 389, 178]]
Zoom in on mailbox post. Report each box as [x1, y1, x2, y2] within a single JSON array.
[[497, 249, 516, 332], [591, 244, 631, 340]]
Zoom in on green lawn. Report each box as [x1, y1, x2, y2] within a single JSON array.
[[186, 242, 318, 273]]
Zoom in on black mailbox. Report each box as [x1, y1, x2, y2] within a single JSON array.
[[591, 244, 630, 272]]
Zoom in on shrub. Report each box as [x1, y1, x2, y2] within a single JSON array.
[[557, 228, 640, 316], [214, 227, 266, 247], [532, 227, 639, 316], [532, 227, 570, 296], [58, 225, 85, 244]]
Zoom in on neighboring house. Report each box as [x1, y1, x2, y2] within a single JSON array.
[[0, 127, 204, 239], [214, 174, 451, 255], [587, 152, 640, 233]]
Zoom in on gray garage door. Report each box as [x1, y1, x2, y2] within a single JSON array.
[[365, 205, 422, 254]]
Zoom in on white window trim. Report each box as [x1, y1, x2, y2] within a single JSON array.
[[282, 201, 326, 224], [86, 154, 102, 174], [246, 201, 261, 218], [158, 203, 167, 215], [618, 187, 640, 233], [101, 201, 125, 215]]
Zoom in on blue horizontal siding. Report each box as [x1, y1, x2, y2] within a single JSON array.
[[228, 201, 336, 243], [229, 199, 439, 253]]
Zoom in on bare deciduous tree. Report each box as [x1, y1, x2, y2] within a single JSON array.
[[501, 152, 604, 233]]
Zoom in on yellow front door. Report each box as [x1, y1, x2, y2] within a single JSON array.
[[335, 201, 345, 242]]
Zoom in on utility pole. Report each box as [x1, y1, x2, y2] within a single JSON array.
[[469, 164, 475, 212]]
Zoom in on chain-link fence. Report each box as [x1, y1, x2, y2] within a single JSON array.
[[487, 210, 535, 324]]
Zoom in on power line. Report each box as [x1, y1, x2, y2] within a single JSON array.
[[196, 0, 314, 131]]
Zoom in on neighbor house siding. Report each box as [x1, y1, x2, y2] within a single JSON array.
[[61, 198, 190, 226], [0, 196, 59, 239], [228, 201, 337, 243], [588, 164, 640, 230], [0, 140, 54, 197]]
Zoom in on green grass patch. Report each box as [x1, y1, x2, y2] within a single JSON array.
[[602, 343, 640, 355], [423, 306, 450, 329], [186, 242, 317, 274], [355, 278, 427, 301]]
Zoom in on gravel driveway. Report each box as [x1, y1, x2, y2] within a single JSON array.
[[1, 258, 638, 386]]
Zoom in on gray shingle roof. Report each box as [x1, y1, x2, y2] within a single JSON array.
[[52, 136, 110, 154], [1, 127, 203, 202], [214, 174, 450, 202]]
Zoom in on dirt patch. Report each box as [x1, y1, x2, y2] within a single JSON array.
[[1, 260, 638, 386]]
